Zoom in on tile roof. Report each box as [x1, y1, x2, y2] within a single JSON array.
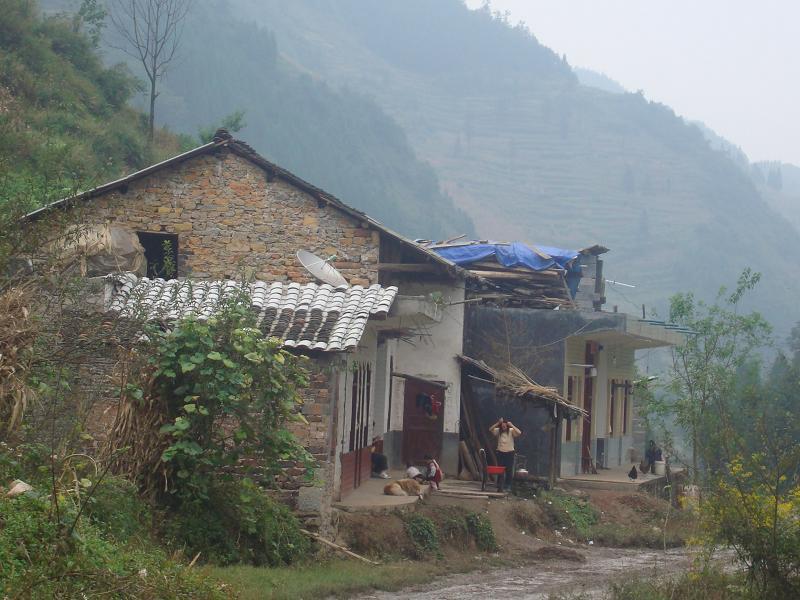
[[106, 273, 397, 352]]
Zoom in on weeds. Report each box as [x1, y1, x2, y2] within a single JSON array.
[[466, 512, 499, 552], [403, 513, 441, 558], [538, 490, 599, 539]]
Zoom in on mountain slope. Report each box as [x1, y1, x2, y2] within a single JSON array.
[[236, 0, 800, 336], [96, 0, 474, 240], [0, 0, 178, 198]]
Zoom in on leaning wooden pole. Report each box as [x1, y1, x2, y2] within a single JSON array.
[[299, 529, 380, 565]]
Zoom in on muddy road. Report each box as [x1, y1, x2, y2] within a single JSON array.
[[356, 547, 691, 599]]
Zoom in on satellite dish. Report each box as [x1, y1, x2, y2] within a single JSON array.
[[297, 250, 350, 288]]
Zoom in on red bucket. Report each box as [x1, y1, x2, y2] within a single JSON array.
[[486, 466, 506, 475]]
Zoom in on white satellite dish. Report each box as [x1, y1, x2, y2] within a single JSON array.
[[297, 250, 350, 288]]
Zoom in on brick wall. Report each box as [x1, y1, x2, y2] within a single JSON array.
[[81, 149, 380, 285]]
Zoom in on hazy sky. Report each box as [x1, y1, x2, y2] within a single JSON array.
[[466, 0, 799, 165]]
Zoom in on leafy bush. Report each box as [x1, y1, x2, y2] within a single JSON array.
[[87, 475, 150, 542], [163, 478, 309, 566], [465, 512, 498, 552], [403, 513, 441, 558], [120, 300, 312, 503], [0, 493, 224, 598]]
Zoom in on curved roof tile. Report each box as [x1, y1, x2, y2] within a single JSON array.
[[105, 273, 397, 353]]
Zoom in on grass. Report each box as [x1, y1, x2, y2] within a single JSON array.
[[211, 557, 484, 600], [538, 490, 600, 539], [549, 569, 759, 600]]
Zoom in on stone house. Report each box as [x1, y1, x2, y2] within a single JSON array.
[[25, 130, 466, 527]]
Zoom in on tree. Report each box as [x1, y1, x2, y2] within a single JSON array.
[[71, 0, 107, 48], [663, 269, 771, 482], [108, 0, 192, 142], [197, 109, 246, 144]]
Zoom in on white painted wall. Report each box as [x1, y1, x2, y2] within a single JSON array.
[[388, 280, 465, 434]]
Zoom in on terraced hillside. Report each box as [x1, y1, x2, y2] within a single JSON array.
[[236, 0, 800, 336]]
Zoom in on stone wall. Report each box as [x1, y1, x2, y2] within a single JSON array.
[[82, 149, 380, 285]]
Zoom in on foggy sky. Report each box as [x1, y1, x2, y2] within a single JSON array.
[[466, 0, 800, 166]]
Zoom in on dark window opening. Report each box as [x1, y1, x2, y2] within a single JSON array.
[[137, 232, 178, 279]]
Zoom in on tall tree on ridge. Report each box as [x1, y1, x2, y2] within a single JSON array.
[[108, 0, 192, 142]]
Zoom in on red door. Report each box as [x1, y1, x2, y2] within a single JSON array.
[[581, 342, 596, 473], [402, 379, 444, 465]]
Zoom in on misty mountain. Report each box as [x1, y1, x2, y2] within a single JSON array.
[[228, 0, 799, 337], [45, 0, 799, 337], [574, 68, 627, 95], [752, 162, 800, 235], [75, 0, 475, 240]]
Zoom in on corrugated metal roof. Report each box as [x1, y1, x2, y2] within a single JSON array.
[[107, 273, 397, 352]]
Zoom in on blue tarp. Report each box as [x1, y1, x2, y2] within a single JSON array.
[[431, 242, 583, 297], [432, 242, 577, 271]]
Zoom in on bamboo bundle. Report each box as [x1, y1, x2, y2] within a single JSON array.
[[458, 355, 587, 418], [496, 365, 588, 417]]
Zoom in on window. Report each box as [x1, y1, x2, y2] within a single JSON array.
[[564, 375, 583, 442], [137, 232, 178, 279]]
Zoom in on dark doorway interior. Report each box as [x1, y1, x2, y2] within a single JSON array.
[[137, 232, 178, 278], [402, 379, 445, 465]]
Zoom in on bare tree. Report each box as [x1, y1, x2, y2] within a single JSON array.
[[108, 0, 192, 142]]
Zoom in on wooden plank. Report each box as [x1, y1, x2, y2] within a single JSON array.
[[377, 262, 439, 273], [459, 440, 479, 480], [438, 489, 505, 498], [435, 492, 491, 500], [392, 372, 449, 389]]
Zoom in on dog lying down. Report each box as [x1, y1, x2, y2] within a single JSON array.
[[383, 478, 425, 498]]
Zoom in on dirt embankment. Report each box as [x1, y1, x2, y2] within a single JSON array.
[[335, 486, 697, 567]]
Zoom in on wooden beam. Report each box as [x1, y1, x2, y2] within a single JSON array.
[[391, 372, 449, 389], [377, 262, 440, 273]]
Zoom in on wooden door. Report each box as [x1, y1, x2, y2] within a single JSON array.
[[581, 342, 596, 473], [401, 379, 444, 465]]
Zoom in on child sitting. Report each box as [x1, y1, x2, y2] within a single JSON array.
[[423, 455, 443, 490]]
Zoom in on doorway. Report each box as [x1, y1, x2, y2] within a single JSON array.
[[401, 378, 444, 465]]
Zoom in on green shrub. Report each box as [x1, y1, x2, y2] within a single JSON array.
[[465, 512, 498, 552], [0, 493, 224, 598], [164, 478, 309, 566], [87, 475, 150, 542], [403, 513, 441, 558], [539, 490, 599, 539]]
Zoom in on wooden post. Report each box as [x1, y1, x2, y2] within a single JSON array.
[[549, 413, 560, 489]]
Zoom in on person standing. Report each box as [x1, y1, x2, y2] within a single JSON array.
[[489, 418, 522, 491]]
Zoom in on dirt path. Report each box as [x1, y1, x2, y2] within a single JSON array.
[[355, 547, 691, 599]]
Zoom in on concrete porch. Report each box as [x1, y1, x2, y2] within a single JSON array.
[[332, 471, 429, 513], [332, 472, 507, 513], [559, 465, 684, 495]]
